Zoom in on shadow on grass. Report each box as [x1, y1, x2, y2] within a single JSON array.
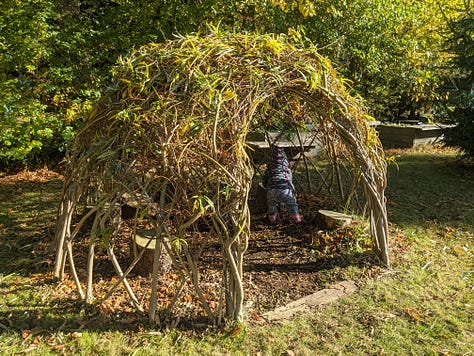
[[0, 174, 62, 277], [385, 149, 474, 230], [5, 149, 471, 334], [0, 295, 154, 335], [0, 167, 384, 334]]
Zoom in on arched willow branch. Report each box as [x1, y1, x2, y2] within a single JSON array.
[[54, 31, 390, 324]]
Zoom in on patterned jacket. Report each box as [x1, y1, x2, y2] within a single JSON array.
[[263, 146, 294, 190]]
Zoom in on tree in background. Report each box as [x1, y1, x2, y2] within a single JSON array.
[[0, 0, 181, 167], [0, 0, 466, 167], [442, 2, 474, 157], [262, 0, 460, 122], [0, 0, 67, 167]]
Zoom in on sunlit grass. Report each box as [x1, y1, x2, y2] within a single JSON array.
[[0, 147, 473, 354], [385, 146, 474, 230]]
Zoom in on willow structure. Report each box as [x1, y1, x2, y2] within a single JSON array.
[[53, 31, 389, 324]]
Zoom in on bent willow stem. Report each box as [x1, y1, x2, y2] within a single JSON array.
[[53, 31, 389, 324]]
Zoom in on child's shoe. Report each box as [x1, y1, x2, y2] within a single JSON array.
[[267, 213, 278, 224], [291, 214, 303, 224]]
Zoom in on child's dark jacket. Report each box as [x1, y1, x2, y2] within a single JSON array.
[[263, 146, 294, 190]]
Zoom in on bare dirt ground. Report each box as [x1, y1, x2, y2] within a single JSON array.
[[221, 194, 382, 315], [1, 169, 384, 330]]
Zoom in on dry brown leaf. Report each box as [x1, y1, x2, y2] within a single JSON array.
[[229, 325, 243, 337], [405, 307, 424, 322], [251, 311, 261, 321]]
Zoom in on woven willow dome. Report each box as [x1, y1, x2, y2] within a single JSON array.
[[54, 31, 389, 323]]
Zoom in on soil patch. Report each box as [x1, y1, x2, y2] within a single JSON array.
[[1, 169, 382, 329], [48, 193, 381, 328]]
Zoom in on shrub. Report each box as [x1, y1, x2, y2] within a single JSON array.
[[442, 5, 474, 157], [0, 82, 75, 167]]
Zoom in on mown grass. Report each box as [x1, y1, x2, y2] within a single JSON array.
[[0, 147, 473, 355]]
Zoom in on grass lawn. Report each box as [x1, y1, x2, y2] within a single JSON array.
[[0, 146, 472, 355]]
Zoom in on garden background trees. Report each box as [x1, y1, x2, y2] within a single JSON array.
[[0, 0, 470, 167], [442, 2, 474, 157]]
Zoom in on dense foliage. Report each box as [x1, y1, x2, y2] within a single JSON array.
[[296, 0, 453, 121], [0, 0, 468, 166], [442, 3, 474, 157]]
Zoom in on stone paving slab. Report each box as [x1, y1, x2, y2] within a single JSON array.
[[263, 280, 358, 322]]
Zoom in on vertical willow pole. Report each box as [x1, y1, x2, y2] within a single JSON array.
[[53, 32, 390, 325]]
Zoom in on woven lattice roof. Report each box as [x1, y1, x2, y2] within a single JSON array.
[[54, 31, 389, 323]]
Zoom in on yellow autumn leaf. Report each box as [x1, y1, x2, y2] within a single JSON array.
[[222, 89, 237, 101], [179, 122, 190, 136], [264, 37, 284, 56], [300, 3, 309, 17]]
